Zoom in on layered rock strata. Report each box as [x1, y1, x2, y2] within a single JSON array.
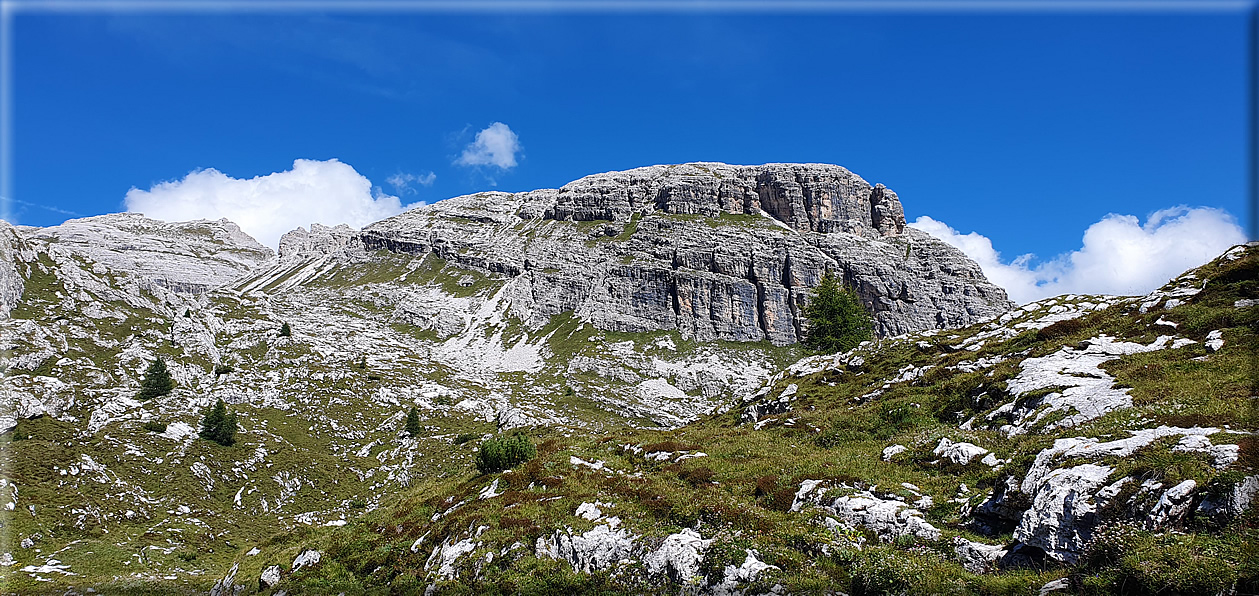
[[361, 162, 1012, 343]]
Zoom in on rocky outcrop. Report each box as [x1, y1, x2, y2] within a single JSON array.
[[27, 213, 273, 295], [277, 223, 359, 262], [0, 221, 27, 318], [362, 163, 1012, 344]]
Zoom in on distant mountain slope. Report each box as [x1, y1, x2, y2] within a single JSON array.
[[1, 162, 1018, 593]]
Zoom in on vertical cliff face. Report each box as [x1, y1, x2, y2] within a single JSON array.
[[0, 221, 30, 318], [541, 163, 906, 237], [362, 162, 1012, 343]]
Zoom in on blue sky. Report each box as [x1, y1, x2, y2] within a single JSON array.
[[3, 4, 1253, 302]]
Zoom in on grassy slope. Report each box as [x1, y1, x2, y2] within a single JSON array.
[[0, 242, 802, 594], [271, 245, 1258, 595]]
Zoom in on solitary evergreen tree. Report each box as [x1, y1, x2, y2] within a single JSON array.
[[804, 271, 873, 353], [199, 398, 237, 446], [136, 357, 175, 401], [405, 407, 422, 437], [279, 321, 291, 337]]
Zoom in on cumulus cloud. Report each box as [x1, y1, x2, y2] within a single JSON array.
[[456, 122, 521, 170], [387, 171, 436, 195], [124, 158, 414, 250], [910, 206, 1247, 305]]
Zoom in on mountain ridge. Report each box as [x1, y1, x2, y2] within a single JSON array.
[[3, 163, 1250, 594]]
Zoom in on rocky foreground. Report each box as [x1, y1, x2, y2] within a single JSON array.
[[0, 163, 1253, 594]]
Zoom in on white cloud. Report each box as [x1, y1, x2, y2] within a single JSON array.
[[910, 206, 1247, 305], [387, 171, 437, 194], [124, 158, 414, 250], [456, 122, 521, 170]]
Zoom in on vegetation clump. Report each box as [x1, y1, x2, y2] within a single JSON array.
[[475, 432, 536, 474], [804, 270, 873, 353], [199, 398, 238, 447], [141, 420, 167, 433], [404, 407, 422, 437], [279, 321, 291, 337], [136, 357, 175, 401]]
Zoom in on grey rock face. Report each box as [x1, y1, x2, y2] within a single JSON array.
[[278, 223, 359, 262], [362, 163, 1012, 344], [740, 383, 797, 424], [259, 565, 282, 590], [0, 221, 28, 318], [1197, 474, 1259, 521], [1013, 463, 1114, 564], [29, 213, 274, 295]]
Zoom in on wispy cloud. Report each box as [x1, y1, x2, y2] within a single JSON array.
[[0, 197, 83, 224], [911, 206, 1247, 304], [386, 171, 437, 195], [4, 197, 82, 217]]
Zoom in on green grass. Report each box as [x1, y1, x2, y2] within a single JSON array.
[[6, 236, 1256, 593]]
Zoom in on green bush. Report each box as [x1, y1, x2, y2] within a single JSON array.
[[475, 433, 536, 474], [804, 271, 873, 353], [279, 321, 292, 337], [453, 432, 479, 445], [213, 363, 234, 376], [141, 420, 167, 433]]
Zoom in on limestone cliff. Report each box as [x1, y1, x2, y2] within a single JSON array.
[[362, 162, 1011, 343]]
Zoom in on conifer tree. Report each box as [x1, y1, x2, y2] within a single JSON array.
[[136, 357, 175, 401], [279, 321, 291, 337], [405, 407, 422, 438], [199, 398, 237, 446], [804, 270, 873, 353]]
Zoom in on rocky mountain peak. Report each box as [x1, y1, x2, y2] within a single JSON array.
[[511, 162, 907, 238], [363, 162, 1008, 343]]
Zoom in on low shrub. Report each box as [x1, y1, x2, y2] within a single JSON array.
[[677, 466, 715, 487], [1037, 317, 1088, 341], [1079, 523, 1241, 595], [753, 475, 796, 512], [141, 420, 167, 433], [475, 433, 536, 474]]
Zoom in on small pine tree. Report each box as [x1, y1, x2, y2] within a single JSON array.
[[804, 270, 873, 354], [199, 398, 237, 447], [279, 321, 291, 337], [404, 407, 422, 437], [356, 355, 368, 369], [136, 357, 176, 401]]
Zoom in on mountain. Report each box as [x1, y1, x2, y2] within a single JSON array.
[[1, 162, 1251, 594], [271, 242, 1259, 596]]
